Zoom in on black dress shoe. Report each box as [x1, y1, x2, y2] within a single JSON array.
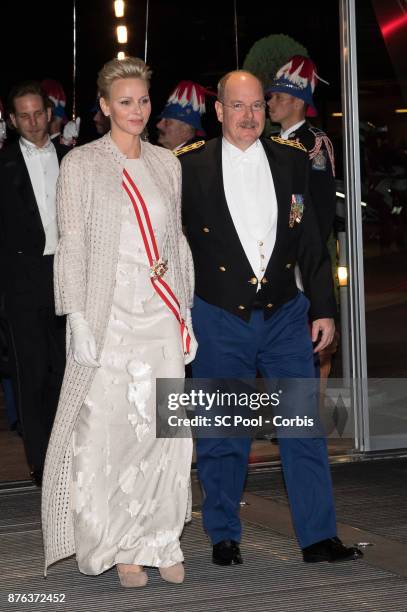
[[302, 537, 363, 563], [30, 470, 43, 488], [213, 540, 243, 566], [230, 540, 243, 564]]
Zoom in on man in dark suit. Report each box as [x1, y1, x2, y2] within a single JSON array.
[[181, 71, 361, 566], [0, 81, 68, 486]]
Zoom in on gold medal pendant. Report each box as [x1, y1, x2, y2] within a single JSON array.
[[150, 258, 168, 279]]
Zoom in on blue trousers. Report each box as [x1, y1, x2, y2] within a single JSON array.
[[191, 293, 337, 548]]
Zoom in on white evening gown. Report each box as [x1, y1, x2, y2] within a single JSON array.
[[71, 158, 192, 575]]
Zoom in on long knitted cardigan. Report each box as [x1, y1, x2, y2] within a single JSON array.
[[41, 133, 194, 573]]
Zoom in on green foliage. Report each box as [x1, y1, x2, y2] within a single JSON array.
[[243, 34, 308, 90]]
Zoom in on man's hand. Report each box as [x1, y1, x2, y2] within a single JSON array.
[[311, 318, 335, 353]]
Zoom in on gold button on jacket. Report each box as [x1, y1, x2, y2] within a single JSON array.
[[238, 305, 245, 310], [203, 227, 210, 233], [249, 277, 257, 285]]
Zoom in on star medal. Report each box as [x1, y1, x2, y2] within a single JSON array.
[[150, 258, 168, 279]]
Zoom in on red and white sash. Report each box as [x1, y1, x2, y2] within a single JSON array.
[[122, 168, 191, 354]]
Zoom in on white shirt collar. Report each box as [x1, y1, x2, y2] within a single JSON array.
[[20, 135, 52, 149], [20, 135, 54, 156], [173, 141, 188, 151], [280, 119, 306, 140], [222, 137, 261, 162]]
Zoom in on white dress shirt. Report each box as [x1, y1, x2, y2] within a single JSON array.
[[20, 136, 60, 255], [222, 138, 278, 289]]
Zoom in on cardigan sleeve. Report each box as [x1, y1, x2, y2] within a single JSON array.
[[173, 158, 195, 308], [54, 149, 88, 315]]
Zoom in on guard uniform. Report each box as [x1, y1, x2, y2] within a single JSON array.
[[267, 55, 337, 243], [286, 121, 336, 242], [173, 139, 206, 158], [267, 55, 339, 380]]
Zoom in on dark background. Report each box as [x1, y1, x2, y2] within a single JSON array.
[[0, 0, 397, 143]]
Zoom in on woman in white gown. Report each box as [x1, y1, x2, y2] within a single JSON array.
[[41, 57, 196, 587]]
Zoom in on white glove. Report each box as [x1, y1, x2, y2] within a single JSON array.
[[62, 117, 81, 145], [184, 308, 198, 365], [68, 311, 100, 368]]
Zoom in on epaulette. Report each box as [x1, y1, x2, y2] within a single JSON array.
[[270, 136, 307, 152], [173, 140, 205, 157]]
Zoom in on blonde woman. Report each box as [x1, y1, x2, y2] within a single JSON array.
[[42, 57, 196, 587]]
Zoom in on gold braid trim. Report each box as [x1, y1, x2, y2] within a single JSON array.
[[270, 136, 307, 152], [173, 140, 206, 156]]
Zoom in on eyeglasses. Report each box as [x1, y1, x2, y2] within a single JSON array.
[[219, 100, 266, 113]]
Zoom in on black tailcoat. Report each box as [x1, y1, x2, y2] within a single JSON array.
[[181, 137, 336, 322], [0, 140, 69, 308], [0, 139, 69, 475]]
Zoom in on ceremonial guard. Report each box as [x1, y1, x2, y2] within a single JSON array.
[[156, 80, 211, 156], [41, 79, 80, 147], [267, 55, 336, 242], [267, 56, 338, 378], [181, 70, 362, 567]]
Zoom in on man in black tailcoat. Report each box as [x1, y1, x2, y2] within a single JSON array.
[[181, 70, 361, 566], [0, 81, 68, 486]]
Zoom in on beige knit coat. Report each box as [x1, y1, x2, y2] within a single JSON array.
[[41, 134, 194, 573]]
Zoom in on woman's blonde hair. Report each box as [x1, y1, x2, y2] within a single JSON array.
[[97, 57, 152, 99]]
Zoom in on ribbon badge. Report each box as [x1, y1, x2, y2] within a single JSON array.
[[289, 194, 304, 228], [122, 169, 191, 355], [150, 258, 168, 279]]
